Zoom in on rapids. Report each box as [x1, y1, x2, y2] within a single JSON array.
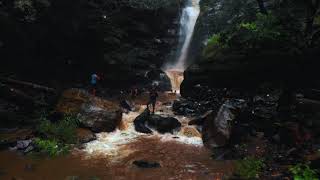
[[82, 98, 203, 162]]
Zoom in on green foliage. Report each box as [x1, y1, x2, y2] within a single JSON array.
[[233, 13, 285, 49], [203, 13, 289, 59], [34, 138, 69, 157], [239, 22, 258, 32], [241, 13, 282, 40], [37, 114, 79, 144], [235, 157, 265, 179], [289, 163, 319, 180], [203, 33, 225, 58]]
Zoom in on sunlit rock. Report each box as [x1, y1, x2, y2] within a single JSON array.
[[56, 89, 122, 132]]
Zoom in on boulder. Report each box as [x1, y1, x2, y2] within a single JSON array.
[[76, 128, 96, 144], [202, 99, 246, 148], [180, 126, 202, 138], [56, 89, 122, 132], [134, 109, 153, 134], [145, 69, 172, 91], [16, 139, 32, 150], [134, 108, 181, 134], [147, 114, 181, 134], [133, 160, 161, 168]]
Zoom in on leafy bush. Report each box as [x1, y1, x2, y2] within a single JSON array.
[[235, 157, 265, 179], [34, 138, 69, 157], [289, 163, 318, 180], [203, 33, 229, 58], [203, 13, 289, 59], [37, 114, 79, 144], [239, 13, 283, 41]]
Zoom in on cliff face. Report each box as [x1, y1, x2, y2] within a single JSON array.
[[188, 0, 259, 64], [181, 0, 320, 97], [0, 0, 181, 89]]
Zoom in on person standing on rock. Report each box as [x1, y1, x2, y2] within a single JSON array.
[[147, 87, 158, 114], [90, 73, 100, 96]]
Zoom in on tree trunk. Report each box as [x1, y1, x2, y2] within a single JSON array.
[[0, 77, 56, 93], [0, 84, 48, 106]]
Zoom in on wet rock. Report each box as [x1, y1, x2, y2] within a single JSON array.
[[134, 109, 153, 134], [133, 160, 161, 168], [252, 91, 280, 119], [120, 100, 132, 112], [76, 128, 96, 144], [134, 108, 181, 134], [202, 99, 246, 148], [189, 110, 213, 126], [147, 115, 181, 134], [173, 98, 211, 116], [24, 145, 34, 154], [0, 129, 33, 150], [146, 69, 172, 91], [16, 139, 32, 150], [56, 89, 122, 132], [0, 140, 15, 150]]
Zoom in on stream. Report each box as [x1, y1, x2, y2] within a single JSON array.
[[0, 1, 235, 179], [0, 91, 234, 180]]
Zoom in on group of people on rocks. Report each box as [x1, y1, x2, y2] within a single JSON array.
[[90, 72, 159, 114]]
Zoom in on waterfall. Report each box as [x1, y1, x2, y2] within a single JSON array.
[[163, 0, 201, 93], [168, 0, 201, 71]]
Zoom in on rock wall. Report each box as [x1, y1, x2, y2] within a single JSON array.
[[0, 0, 182, 89]]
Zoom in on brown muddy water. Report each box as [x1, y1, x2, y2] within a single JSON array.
[[0, 93, 235, 180], [0, 139, 234, 180]]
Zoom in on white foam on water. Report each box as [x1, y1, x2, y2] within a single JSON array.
[[82, 110, 147, 160], [157, 133, 203, 146], [82, 103, 204, 161]]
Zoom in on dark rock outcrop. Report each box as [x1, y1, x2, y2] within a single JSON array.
[[134, 108, 181, 134], [56, 89, 122, 132], [134, 109, 153, 134], [147, 115, 181, 134], [133, 160, 161, 168], [76, 128, 96, 144], [181, 52, 302, 97], [202, 99, 246, 148], [0, 0, 181, 90]]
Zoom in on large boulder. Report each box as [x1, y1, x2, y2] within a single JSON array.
[[134, 109, 153, 134], [134, 108, 181, 134], [56, 89, 122, 132], [202, 99, 246, 148], [148, 114, 181, 134]]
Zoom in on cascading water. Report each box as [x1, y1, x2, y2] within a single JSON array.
[[164, 0, 201, 93], [174, 0, 201, 70]]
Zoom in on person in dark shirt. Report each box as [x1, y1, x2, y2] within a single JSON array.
[[147, 87, 158, 114]]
